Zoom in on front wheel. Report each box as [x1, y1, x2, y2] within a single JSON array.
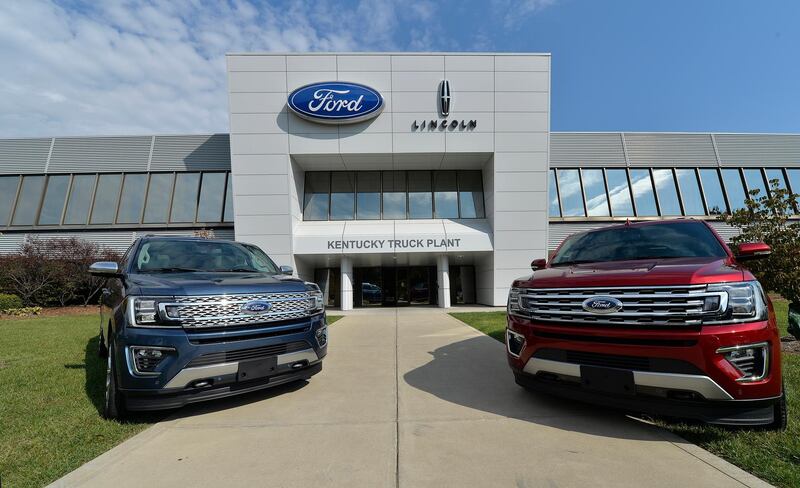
[[103, 339, 127, 420], [766, 388, 788, 432]]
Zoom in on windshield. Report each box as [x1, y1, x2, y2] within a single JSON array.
[[550, 222, 728, 266], [134, 239, 280, 274]]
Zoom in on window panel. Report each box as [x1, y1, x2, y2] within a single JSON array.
[[433, 170, 459, 218], [675, 169, 705, 215], [303, 172, 329, 221], [90, 174, 122, 224], [606, 169, 633, 217], [699, 169, 727, 214], [720, 169, 747, 211], [356, 171, 381, 220], [629, 169, 658, 216], [38, 175, 70, 225], [581, 169, 609, 217], [408, 171, 432, 219], [652, 169, 681, 216], [223, 174, 234, 222], [556, 169, 585, 217], [787, 169, 800, 196], [764, 169, 787, 191], [331, 172, 355, 220], [743, 168, 768, 199], [64, 174, 96, 225], [143, 173, 175, 223], [117, 174, 148, 224], [170, 173, 200, 223], [0, 176, 19, 226], [196, 173, 226, 222], [548, 170, 560, 217], [457, 170, 485, 218], [382, 171, 406, 219], [12, 175, 45, 226]]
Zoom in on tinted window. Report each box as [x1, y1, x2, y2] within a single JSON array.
[[38, 175, 70, 225], [356, 171, 381, 220], [457, 170, 484, 218], [170, 173, 200, 223], [117, 174, 147, 224], [552, 222, 727, 265], [408, 171, 432, 219], [675, 169, 705, 215], [382, 171, 406, 219], [134, 239, 279, 274], [433, 171, 458, 218], [786, 169, 800, 195], [629, 169, 658, 216], [548, 170, 560, 217], [90, 174, 122, 224], [743, 169, 767, 199], [143, 173, 175, 223], [581, 169, 609, 217], [556, 169, 585, 217], [764, 169, 787, 191], [12, 175, 45, 226], [652, 169, 681, 216], [606, 169, 633, 217], [223, 175, 234, 222], [196, 173, 226, 222], [721, 169, 747, 211], [303, 172, 329, 221], [699, 169, 727, 214], [0, 176, 19, 226], [331, 172, 355, 220], [63, 174, 96, 225]]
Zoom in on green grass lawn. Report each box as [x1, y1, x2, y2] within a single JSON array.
[[327, 315, 343, 324], [450, 297, 800, 488]]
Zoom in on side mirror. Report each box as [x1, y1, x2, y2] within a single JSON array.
[[736, 242, 771, 261], [89, 261, 120, 276], [280, 265, 294, 275], [531, 258, 547, 271]]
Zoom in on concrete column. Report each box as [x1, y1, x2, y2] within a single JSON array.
[[340, 256, 353, 311], [437, 254, 450, 309]]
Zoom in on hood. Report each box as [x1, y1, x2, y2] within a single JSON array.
[[126, 271, 307, 296], [515, 257, 745, 289]]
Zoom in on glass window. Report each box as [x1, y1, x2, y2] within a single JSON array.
[[303, 172, 329, 221], [743, 169, 768, 199], [90, 174, 122, 224], [38, 175, 70, 225], [699, 169, 727, 214], [652, 169, 681, 216], [720, 169, 747, 211], [606, 169, 633, 217], [764, 169, 787, 192], [223, 175, 234, 222], [556, 169, 585, 217], [196, 173, 226, 222], [356, 171, 381, 220], [581, 169, 609, 217], [382, 171, 406, 219], [548, 170, 560, 217], [457, 170, 484, 218], [170, 173, 200, 223], [143, 173, 175, 223], [786, 169, 800, 196], [63, 174, 96, 225], [12, 175, 45, 226], [629, 169, 658, 216], [675, 169, 705, 215], [0, 176, 19, 226], [408, 171, 432, 219], [117, 174, 148, 224], [433, 171, 459, 219], [331, 172, 355, 220]]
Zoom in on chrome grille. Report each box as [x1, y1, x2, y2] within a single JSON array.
[[516, 285, 724, 327], [161, 292, 314, 328]]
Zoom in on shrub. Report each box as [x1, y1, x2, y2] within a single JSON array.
[[0, 293, 23, 311], [1, 306, 42, 316]]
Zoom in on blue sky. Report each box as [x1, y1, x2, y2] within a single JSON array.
[[0, 0, 798, 137]]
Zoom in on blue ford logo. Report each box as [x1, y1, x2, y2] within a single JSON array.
[[581, 296, 623, 314], [240, 300, 272, 314], [287, 82, 384, 124]]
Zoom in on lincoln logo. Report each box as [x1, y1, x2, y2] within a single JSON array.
[[287, 82, 384, 124], [439, 79, 451, 116], [581, 296, 623, 314], [241, 300, 272, 314]]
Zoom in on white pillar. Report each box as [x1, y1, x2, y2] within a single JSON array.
[[437, 254, 451, 309], [340, 256, 353, 311]]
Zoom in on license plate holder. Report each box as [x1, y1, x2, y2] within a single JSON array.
[[580, 365, 635, 396], [237, 357, 278, 382]]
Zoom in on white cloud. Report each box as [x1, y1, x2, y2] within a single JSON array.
[[493, 0, 557, 28]]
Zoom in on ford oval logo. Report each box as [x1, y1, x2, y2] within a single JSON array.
[[241, 300, 272, 314], [581, 296, 623, 314], [287, 82, 384, 124]]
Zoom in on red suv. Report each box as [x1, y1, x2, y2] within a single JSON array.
[[507, 219, 787, 430]]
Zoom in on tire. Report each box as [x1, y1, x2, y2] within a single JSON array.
[[102, 338, 127, 420], [98, 329, 108, 358], [766, 387, 788, 432]]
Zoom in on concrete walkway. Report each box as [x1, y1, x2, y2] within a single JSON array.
[[52, 309, 770, 487]]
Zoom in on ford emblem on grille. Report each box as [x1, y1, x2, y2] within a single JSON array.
[[581, 296, 623, 314], [240, 300, 272, 314]]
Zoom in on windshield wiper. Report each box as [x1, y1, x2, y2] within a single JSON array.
[[208, 268, 260, 273], [143, 267, 200, 273]]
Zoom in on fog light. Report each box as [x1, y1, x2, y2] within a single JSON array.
[[506, 329, 525, 358], [129, 346, 174, 375], [717, 342, 769, 382], [315, 326, 328, 348]]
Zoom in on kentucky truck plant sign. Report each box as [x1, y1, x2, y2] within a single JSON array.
[[287, 82, 384, 124]]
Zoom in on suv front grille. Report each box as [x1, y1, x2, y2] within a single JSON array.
[[186, 341, 311, 367], [162, 292, 315, 328], [516, 285, 721, 327]]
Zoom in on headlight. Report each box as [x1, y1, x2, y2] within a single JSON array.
[[126, 296, 179, 327], [305, 282, 324, 314], [507, 287, 523, 316], [704, 281, 768, 325]]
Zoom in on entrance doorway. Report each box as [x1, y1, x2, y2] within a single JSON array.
[[354, 266, 437, 307]]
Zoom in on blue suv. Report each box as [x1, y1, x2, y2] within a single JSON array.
[[90, 236, 328, 419]]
